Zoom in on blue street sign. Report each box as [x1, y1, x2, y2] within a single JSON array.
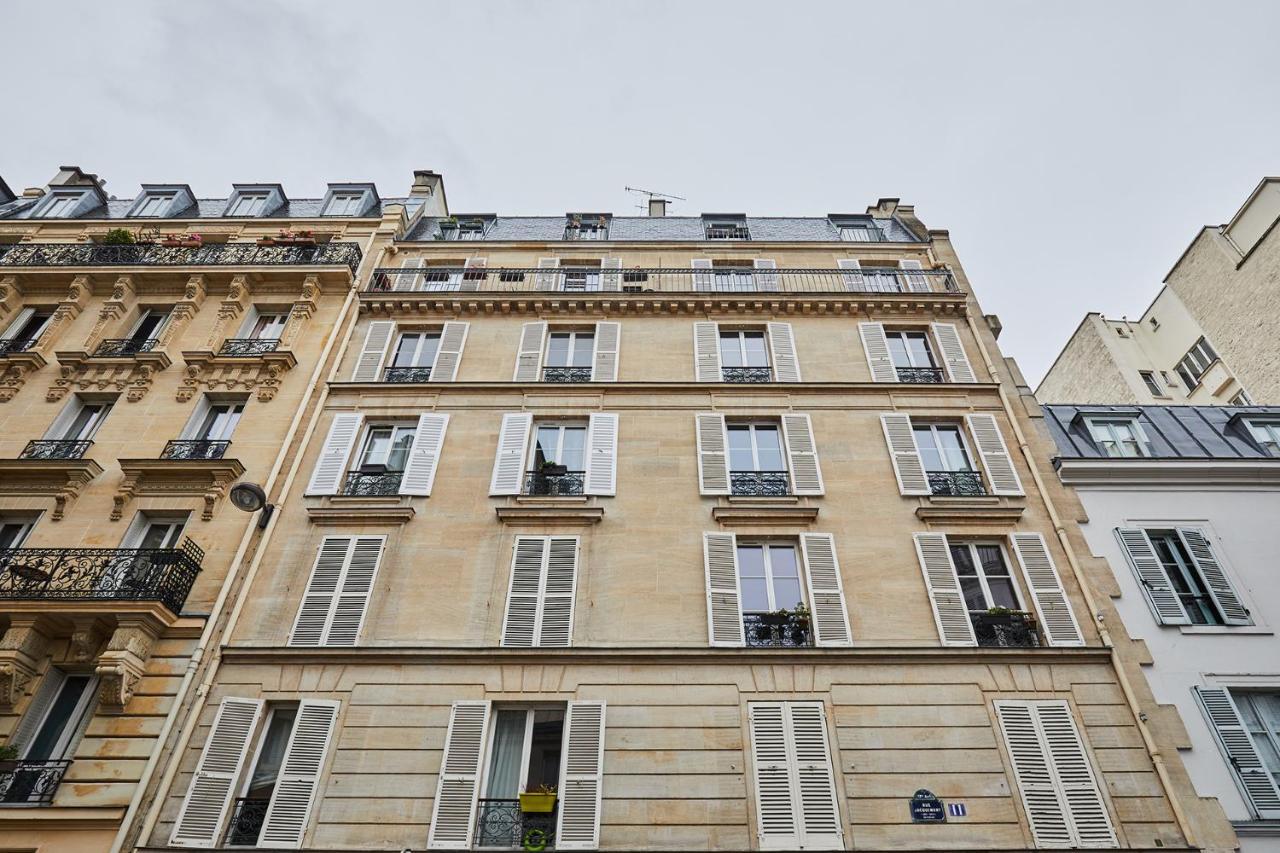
[[909, 789, 946, 823]]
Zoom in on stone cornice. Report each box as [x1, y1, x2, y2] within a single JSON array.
[[1056, 458, 1280, 489], [328, 379, 1000, 400]]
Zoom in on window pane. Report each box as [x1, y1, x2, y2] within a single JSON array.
[[959, 577, 987, 611], [737, 545, 766, 577], [727, 426, 754, 471], [363, 428, 391, 465], [534, 426, 561, 467], [387, 428, 415, 471], [742, 333, 769, 367], [546, 334, 570, 367], [247, 708, 298, 799], [773, 577, 804, 611], [887, 334, 910, 368], [769, 546, 799, 576], [976, 545, 1008, 577], [986, 578, 1019, 609], [937, 427, 970, 471], [719, 333, 744, 367], [571, 334, 594, 368], [914, 427, 943, 471], [740, 577, 770, 613], [392, 334, 422, 366], [560, 427, 587, 470], [906, 334, 934, 367], [755, 426, 784, 470], [484, 710, 528, 800], [525, 709, 565, 791], [950, 545, 976, 576], [24, 675, 92, 761]]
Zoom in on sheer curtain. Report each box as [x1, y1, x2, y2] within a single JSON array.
[[485, 710, 527, 798]]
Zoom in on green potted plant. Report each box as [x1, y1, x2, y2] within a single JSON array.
[[518, 783, 557, 814], [101, 228, 136, 245], [538, 458, 568, 477], [0, 738, 20, 773]]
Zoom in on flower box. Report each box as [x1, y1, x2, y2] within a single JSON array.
[[519, 792, 557, 814]]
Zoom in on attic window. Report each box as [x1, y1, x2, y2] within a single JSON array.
[[227, 193, 269, 217], [831, 217, 886, 243], [565, 215, 608, 241], [440, 218, 487, 240], [705, 219, 749, 240], [323, 192, 366, 217], [134, 193, 177, 217], [40, 191, 88, 218]]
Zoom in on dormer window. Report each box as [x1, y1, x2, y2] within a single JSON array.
[[38, 190, 91, 218], [322, 192, 366, 216], [1085, 417, 1152, 458], [223, 185, 285, 218], [134, 193, 176, 217], [565, 215, 609, 241], [704, 216, 750, 240], [1246, 420, 1280, 456], [831, 216, 886, 243], [320, 184, 377, 217], [227, 193, 269, 217], [440, 217, 489, 240]]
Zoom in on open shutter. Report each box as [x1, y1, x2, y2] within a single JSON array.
[[693, 321, 722, 382], [1036, 701, 1117, 848], [290, 536, 384, 647], [782, 414, 824, 495], [305, 413, 362, 495], [913, 533, 977, 646], [931, 322, 976, 383], [534, 257, 560, 290], [10, 669, 66, 755], [430, 321, 469, 382], [427, 701, 492, 850], [788, 702, 844, 850], [900, 259, 930, 292], [600, 257, 622, 292], [767, 322, 801, 382], [692, 258, 713, 290], [1010, 533, 1084, 646], [400, 413, 449, 496], [169, 697, 264, 847], [880, 413, 930, 495], [556, 700, 606, 850], [703, 531, 744, 646], [489, 413, 532, 495], [351, 320, 395, 382], [749, 702, 799, 849], [458, 256, 486, 292], [502, 537, 546, 648], [837, 259, 864, 290], [695, 413, 730, 494], [1195, 687, 1280, 819], [800, 534, 852, 647], [995, 701, 1073, 848], [584, 413, 618, 496], [393, 257, 424, 291], [258, 700, 339, 849], [858, 322, 897, 382], [1179, 528, 1251, 625], [591, 321, 620, 382], [1114, 528, 1190, 624], [754, 258, 780, 291], [539, 537, 579, 647], [966, 414, 1024, 495], [514, 321, 547, 382]]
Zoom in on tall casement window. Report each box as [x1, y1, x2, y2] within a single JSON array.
[[501, 536, 580, 647], [41, 395, 114, 457], [171, 396, 244, 459], [880, 413, 1023, 497], [224, 307, 288, 356], [513, 321, 620, 383], [387, 257, 488, 292], [693, 321, 799, 383], [1085, 417, 1151, 458], [428, 700, 606, 851], [306, 412, 450, 497], [858, 322, 975, 384], [543, 330, 595, 383], [836, 259, 930, 293], [1115, 527, 1251, 626], [528, 258, 623, 292], [489, 413, 618, 498], [170, 697, 340, 848], [290, 536, 386, 647], [747, 701, 844, 850], [912, 422, 984, 497], [696, 413, 823, 497], [1194, 687, 1280, 819], [1176, 336, 1219, 390], [4, 669, 97, 804], [1246, 419, 1280, 456], [1, 307, 54, 353], [0, 515, 38, 549], [350, 320, 469, 383], [690, 258, 778, 292], [102, 308, 169, 355], [527, 421, 588, 496], [994, 700, 1118, 848]]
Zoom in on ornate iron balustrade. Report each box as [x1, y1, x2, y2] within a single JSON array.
[[19, 439, 92, 460], [839, 226, 888, 243], [542, 366, 592, 383], [0, 337, 38, 357], [475, 799, 557, 850], [705, 226, 751, 240], [0, 241, 363, 275], [895, 367, 945, 383], [383, 365, 433, 383], [0, 759, 72, 805], [564, 226, 607, 241], [0, 538, 203, 614], [342, 470, 403, 496], [722, 366, 773, 383], [161, 439, 230, 460], [218, 338, 280, 357], [92, 338, 158, 357], [524, 470, 586, 497], [224, 796, 270, 846], [730, 471, 790, 497], [926, 470, 987, 497], [971, 611, 1040, 648], [743, 612, 814, 648]]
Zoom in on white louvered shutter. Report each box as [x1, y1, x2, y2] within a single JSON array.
[[767, 322, 801, 382], [534, 257, 560, 290], [748, 702, 843, 851], [966, 414, 1024, 495], [514, 321, 547, 382], [427, 701, 492, 850], [788, 702, 844, 850], [305, 413, 363, 495], [1114, 528, 1190, 624], [900, 259, 930, 292], [591, 321, 620, 382], [754, 258, 780, 291], [1037, 702, 1118, 847], [10, 669, 65, 755], [501, 536, 579, 648], [600, 257, 622, 292], [393, 257, 424, 291], [557, 700, 606, 850], [1195, 687, 1280, 818], [400, 413, 449, 496], [290, 536, 385, 647], [704, 531, 744, 646], [169, 697, 264, 847], [858, 322, 897, 382], [258, 699, 339, 849], [749, 702, 799, 849], [430, 321, 469, 382], [800, 534, 852, 646], [1179, 528, 1251, 625], [502, 537, 546, 648], [693, 321, 721, 382], [880, 413, 930, 495], [913, 533, 977, 646], [540, 537, 580, 647], [837, 258, 864, 290], [691, 258, 713, 290], [1010, 533, 1084, 646], [458, 256, 486, 292], [585, 413, 618, 496], [350, 320, 395, 382], [995, 701, 1072, 848], [290, 537, 349, 647], [931, 322, 976, 383], [489, 413, 532, 495], [696, 413, 730, 494], [782, 413, 824, 495]]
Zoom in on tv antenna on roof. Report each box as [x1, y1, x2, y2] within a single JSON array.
[[625, 186, 685, 213]]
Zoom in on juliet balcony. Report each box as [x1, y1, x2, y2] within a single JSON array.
[[0, 759, 72, 805], [971, 610, 1040, 648], [0, 241, 363, 275], [926, 470, 987, 497]]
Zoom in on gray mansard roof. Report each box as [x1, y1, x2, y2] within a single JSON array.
[[0, 196, 417, 221], [403, 215, 920, 242], [1043, 404, 1280, 460]]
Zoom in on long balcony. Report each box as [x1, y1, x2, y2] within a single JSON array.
[[730, 471, 790, 497], [475, 799, 558, 850], [0, 241, 363, 275], [0, 759, 72, 805], [971, 610, 1039, 648], [20, 440, 92, 460], [927, 470, 987, 497], [743, 611, 814, 647]]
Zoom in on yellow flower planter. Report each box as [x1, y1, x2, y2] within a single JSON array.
[[519, 792, 557, 813]]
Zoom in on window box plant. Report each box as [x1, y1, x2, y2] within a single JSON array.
[[101, 228, 136, 246], [518, 785, 557, 814], [261, 229, 316, 247], [161, 233, 203, 248], [0, 740, 19, 774], [538, 460, 568, 477]]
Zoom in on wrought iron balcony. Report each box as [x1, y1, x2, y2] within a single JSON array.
[[705, 225, 751, 240], [217, 338, 280, 357], [0, 538, 203, 614], [839, 226, 888, 243], [383, 365, 432, 383], [19, 440, 92, 460], [730, 470, 790, 497], [0, 241, 363, 275], [524, 469, 586, 497], [161, 439, 230, 460], [971, 611, 1040, 648], [0, 337, 38, 357], [0, 759, 72, 805], [542, 366, 592, 383], [743, 612, 814, 648], [475, 799, 558, 850], [224, 796, 270, 846], [722, 366, 772, 383], [92, 338, 158, 357], [342, 470, 403, 496], [895, 367, 945, 383], [564, 226, 607, 241], [926, 470, 987, 497]]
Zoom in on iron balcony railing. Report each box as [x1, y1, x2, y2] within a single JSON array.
[[730, 471, 790, 497], [0, 337, 38, 357], [838, 226, 888, 243], [722, 366, 772, 383], [218, 338, 280, 357], [971, 611, 1040, 648], [475, 799, 557, 850], [0, 241, 363, 275], [542, 366, 592, 383], [0, 538, 204, 614], [743, 612, 814, 648], [895, 366, 945, 383], [161, 439, 230, 460], [224, 796, 270, 846], [92, 338, 159, 357], [525, 470, 586, 497], [342, 470, 403, 496], [927, 470, 987, 497], [705, 226, 751, 240], [367, 266, 959, 295], [564, 226, 607, 241], [383, 365, 432, 383], [0, 759, 72, 805], [19, 440, 92, 460]]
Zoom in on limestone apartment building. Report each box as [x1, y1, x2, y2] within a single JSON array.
[[119, 177, 1234, 852]]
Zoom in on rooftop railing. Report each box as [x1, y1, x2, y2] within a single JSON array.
[[0, 241, 362, 275]]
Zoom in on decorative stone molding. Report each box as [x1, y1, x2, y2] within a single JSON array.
[[30, 276, 91, 357], [94, 619, 160, 709], [0, 350, 47, 402], [177, 348, 297, 403], [712, 499, 820, 527], [48, 349, 171, 403], [67, 619, 109, 664], [279, 274, 322, 347], [0, 275, 22, 319], [157, 274, 207, 349], [306, 495, 416, 526], [0, 619, 52, 708], [203, 275, 252, 349], [496, 499, 604, 526], [914, 497, 1025, 526], [0, 457, 104, 520], [83, 275, 137, 347], [114, 456, 246, 521]]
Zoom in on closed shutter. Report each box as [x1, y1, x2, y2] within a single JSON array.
[[900, 259, 930, 292], [1195, 687, 1280, 818], [427, 700, 492, 850], [1178, 528, 1251, 625], [584, 413, 618, 496], [11, 669, 66, 754], [966, 414, 1024, 495], [748, 702, 843, 851], [1114, 528, 1190, 624], [600, 257, 622, 292], [534, 257, 560, 290], [393, 257, 424, 291], [695, 413, 730, 495], [931, 322, 976, 383], [781, 414, 823, 495], [837, 259, 864, 290], [258, 699, 340, 849], [754, 258, 780, 291], [169, 697, 264, 847], [591, 321, 620, 382], [912, 533, 977, 646], [880, 413, 930, 495], [501, 536, 579, 647], [858, 322, 897, 382], [556, 700, 607, 850], [692, 258, 713, 290], [430, 321, 469, 382], [693, 321, 721, 382], [513, 321, 547, 382], [767, 322, 801, 382], [400, 413, 450, 496], [458, 256, 486, 292], [703, 531, 744, 646], [289, 536, 385, 647], [489, 413, 532, 495], [350, 320, 395, 382], [788, 703, 844, 850], [1010, 533, 1084, 646], [799, 534, 852, 646], [305, 413, 363, 495]]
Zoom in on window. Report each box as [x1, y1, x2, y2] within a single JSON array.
[[227, 193, 269, 217], [233, 704, 298, 843], [1146, 530, 1224, 625], [322, 192, 365, 216], [747, 702, 844, 850], [1176, 336, 1219, 389], [1140, 371, 1164, 396], [40, 193, 82, 218], [0, 516, 37, 549], [356, 425, 415, 473], [124, 514, 187, 550], [476, 707, 566, 846], [1229, 692, 1280, 805], [385, 331, 440, 381], [1195, 688, 1280, 820], [443, 219, 487, 240], [833, 217, 885, 242], [1, 308, 54, 350], [542, 330, 594, 383], [1086, 417, 1150, 458], [560, 266, 601, 292], [950, 541, 1021, 613], [134, 193, 176, 217], [704, 220, 749, 240], [1248, 420, 1280, 456], [861, 265, 903, 293], [727, 422, 787, 496], [246, 312, 287, 341], [1232, 389, 1255, 406], [527, 422, 587, 495], [913, 423, 982, 495], [565, 216, 607, 240], [189, 400, 244, 442], [1149, 316, 1160, 330], [712, 263, 756, 291], [738, 542, 804, 615], [50, 396, 114, 442], [887, 330, 941, 381], [5, 670, 96, 803], [718, 330, 771, 382], [127, 309, 170, 344], [1117, 526, 1251, 626]]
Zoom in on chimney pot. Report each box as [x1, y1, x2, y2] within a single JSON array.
[[648, 198, 668, 217]]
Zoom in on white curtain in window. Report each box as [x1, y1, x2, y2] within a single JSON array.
[[486, 710, 527, 798]]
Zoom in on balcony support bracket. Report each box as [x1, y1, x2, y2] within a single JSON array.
[[0, 619, 52, 708], [94, 618, 161, 709], [0, 458, 104, 521], [0, 351, 47, 403], [114, 457, 246, 521], [49, 350, 171, 403], [178, 349, 297, 403]]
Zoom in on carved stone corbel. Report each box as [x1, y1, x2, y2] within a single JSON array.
[[0, 275, 23, 320], [203, 275, 252, 349], [279, 274, 321, 347], [67, 619, 109, 664], [0, 619, 52, 708], [158, 274, 207, 349], [94, 619, 160, 709]]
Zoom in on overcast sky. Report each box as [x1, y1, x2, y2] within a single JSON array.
[[7, 0, 1278, 381]]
